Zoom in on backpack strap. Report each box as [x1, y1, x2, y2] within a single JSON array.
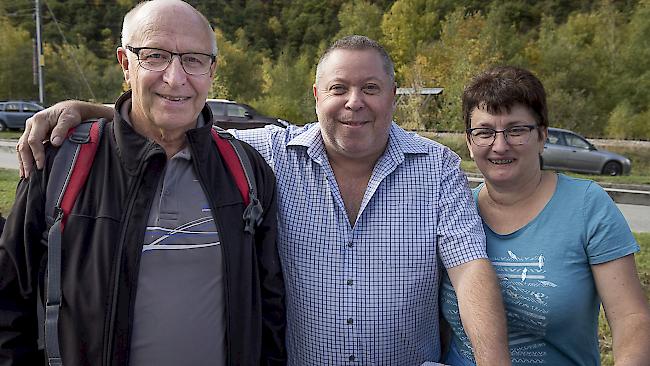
[[210, 127, 263, 234], [44, 120, 105, 366]]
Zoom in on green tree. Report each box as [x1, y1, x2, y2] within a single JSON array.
[[210, 28, 264, 103], [335, 0, 383, 41], [280, 0, 345, 57], [525, 2, 627, 136], [0, 16, 37, 100], [43, 42, 122, 103], [253, 48, 316, 124], [606, 101, 650, 140], [380, 0, 442, 72], [397, 9, 503, 131]]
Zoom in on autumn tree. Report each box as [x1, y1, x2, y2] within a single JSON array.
[[335, 0, 383, 41], [253, 48, 316, 124], [0, 15, 37, 100]]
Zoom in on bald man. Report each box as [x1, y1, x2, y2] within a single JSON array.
[[0, 1, 285, 365]]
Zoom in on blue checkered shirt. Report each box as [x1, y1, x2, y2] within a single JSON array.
[[235, 123, 487, 365]]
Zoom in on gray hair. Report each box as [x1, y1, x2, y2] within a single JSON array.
[[121, 0, 217, 55], [315, 35, 395, 85]]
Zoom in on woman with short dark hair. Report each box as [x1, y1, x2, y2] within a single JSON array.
[[440, 65, 650, 365]]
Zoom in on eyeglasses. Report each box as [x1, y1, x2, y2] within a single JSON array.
[[126, 46, 215, 75], [466, 125, 537, 147]]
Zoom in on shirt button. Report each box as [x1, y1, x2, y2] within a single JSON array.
[[347, 241, 353, 248], [346, 279, 353, 286], [346, 318, 353, 325], [349, 355, 356, 361]]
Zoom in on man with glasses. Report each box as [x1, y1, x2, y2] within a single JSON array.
[[0, 1, 285, 365]]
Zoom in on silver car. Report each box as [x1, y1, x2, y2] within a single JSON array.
[[542, 127, 631, 176], [0, 101, 43, 131]]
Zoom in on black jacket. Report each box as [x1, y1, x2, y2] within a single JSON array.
[[0, 92, 286, 366]]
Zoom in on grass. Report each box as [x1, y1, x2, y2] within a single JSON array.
[[599, 233, 650, 366], [0, 168, 19, 216], [0, 131, 24, 140]]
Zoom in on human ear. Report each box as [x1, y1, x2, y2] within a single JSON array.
[[116, 47, 131, 83]]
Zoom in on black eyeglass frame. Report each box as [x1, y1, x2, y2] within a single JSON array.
[[466, 125, 538, 147], [126, 45, 216, 75]]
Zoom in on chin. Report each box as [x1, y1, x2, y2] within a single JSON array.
[[153, 116, 196, 131]]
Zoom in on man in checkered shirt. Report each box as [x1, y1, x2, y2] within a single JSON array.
[[18, 35, 510, 366]]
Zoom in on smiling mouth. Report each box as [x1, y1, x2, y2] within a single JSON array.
[[489, 159, 513, 165], [158, 94, 190, 102], [340, 120, 369, 126]]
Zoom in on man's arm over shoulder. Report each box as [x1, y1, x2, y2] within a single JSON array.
[[243, 142, 286, 364], [18, 100, 112, 178], [0, 168, 50, 365]]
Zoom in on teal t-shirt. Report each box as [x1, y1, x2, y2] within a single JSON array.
[[440, 174, 639, 365]]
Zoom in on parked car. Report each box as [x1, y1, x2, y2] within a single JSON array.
[[0, 101, 43, 131], [206, 99, 289, 130], [542, 127, 631, 176]]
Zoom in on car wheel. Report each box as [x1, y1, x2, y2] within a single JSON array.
[[0, 121, 7, 132], [602, 161, 622, 176]]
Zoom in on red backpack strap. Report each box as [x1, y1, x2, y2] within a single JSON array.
[[44, 120, 105, 366], [210, 128, 263, 234], [211, 128, 250, 206]]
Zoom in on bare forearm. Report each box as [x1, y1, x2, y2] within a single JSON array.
[[76, 101, 113, 120], [611, 313, 650, 365], [593, 255, 650, 366], [449, 259, 511, 366]]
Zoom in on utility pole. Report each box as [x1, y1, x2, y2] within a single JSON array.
[[35, 0, 45, 105]]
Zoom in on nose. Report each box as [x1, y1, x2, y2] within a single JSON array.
[[345, 88, 365, 111], [162, 56, 187, 85], [491, 131, 509, 151]]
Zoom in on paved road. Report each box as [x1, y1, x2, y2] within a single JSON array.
[[0, 141, 648, 232], [618, 204, 650, 233], [0, 145, 17, 170]]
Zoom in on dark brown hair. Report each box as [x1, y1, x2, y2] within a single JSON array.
[[462, 66, 548, 134]]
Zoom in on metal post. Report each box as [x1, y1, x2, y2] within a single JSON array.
[[35, 0, 45, 105]]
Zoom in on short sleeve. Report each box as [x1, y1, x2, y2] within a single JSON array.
[[436, 148, 488, 268], [583, 182, 639, 264]]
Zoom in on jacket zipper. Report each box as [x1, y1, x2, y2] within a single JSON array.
[[102, 145, 160, 366], [190, 141, 233, 364]]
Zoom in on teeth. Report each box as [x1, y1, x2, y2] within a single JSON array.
[[491, 159, 513, 165], [161, 95, 187, 101]]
